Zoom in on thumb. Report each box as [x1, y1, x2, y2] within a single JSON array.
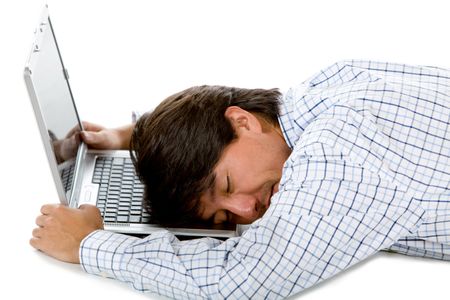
[[80, 131, 104, 146], [78, 205, 104, 229], [78, 204, 98, 211]]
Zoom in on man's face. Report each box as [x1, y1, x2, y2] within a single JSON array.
[[199, 107, 291, 225]]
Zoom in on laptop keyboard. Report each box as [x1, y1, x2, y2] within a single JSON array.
[[61, 162, 75, 192], [92, 156, 150, 224]]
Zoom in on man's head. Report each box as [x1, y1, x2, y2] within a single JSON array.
[[130, 85, 291, 226]]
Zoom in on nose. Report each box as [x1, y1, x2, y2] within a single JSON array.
[[224, 194, 261, 224]]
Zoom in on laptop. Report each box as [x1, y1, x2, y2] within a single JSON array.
[[24, 6, 241, 238]]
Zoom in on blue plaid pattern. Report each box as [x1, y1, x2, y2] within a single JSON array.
[[80, 60, 450, 299]]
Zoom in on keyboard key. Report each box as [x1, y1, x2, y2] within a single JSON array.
[[129, 215, 141, 223], [104, 216, 116, 222], [116, 215, 128, 223]]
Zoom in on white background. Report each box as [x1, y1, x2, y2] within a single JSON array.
[[1, 0, 449, 299]]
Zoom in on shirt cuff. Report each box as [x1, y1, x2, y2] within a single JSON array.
[[79, 230, 140, 280]]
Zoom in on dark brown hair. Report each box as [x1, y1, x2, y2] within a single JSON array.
[[130, 85, 281, 226]]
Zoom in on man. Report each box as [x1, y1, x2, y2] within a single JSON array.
[[31, 60, 450, 299]]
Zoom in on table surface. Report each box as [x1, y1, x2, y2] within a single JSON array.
[[1, 1, 449, 299]]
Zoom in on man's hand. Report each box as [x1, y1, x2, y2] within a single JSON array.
[[81, 121, 134, 150], [52, 121, 131, 163], [30, 204, 104, 264]]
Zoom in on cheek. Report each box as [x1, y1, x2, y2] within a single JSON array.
[[233, 146, 263, 171]]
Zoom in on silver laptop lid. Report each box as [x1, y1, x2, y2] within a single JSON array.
[[24, 6, 85, 205]]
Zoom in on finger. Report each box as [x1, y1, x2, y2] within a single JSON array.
[[29, 237, 41, 250], [79, 204, 97, 210], [79, 204, 101, 216], [35, 214, 46, 227], [29, 237, 52, 257], [32, 227, 43, 238], [79, 205, 104, 228], [65, 124, 82, 138], [82, 121, 105, 132], [29, 236, 51, 255], [40, 203, 63, 215], [40, 204, 55, 215], [80, 131, 105, 146], [67, 133, 81, 153], [72, 131, 81, 145]]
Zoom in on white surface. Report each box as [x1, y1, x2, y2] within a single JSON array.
[[0, 0, 449, 299]]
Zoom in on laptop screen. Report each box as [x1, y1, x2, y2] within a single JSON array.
[[28, 15, 83, 193]]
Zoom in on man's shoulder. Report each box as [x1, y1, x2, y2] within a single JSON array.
[[292, 104, 362, 148]]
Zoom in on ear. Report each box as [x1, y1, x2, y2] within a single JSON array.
[[224, 106, 263, 134]]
